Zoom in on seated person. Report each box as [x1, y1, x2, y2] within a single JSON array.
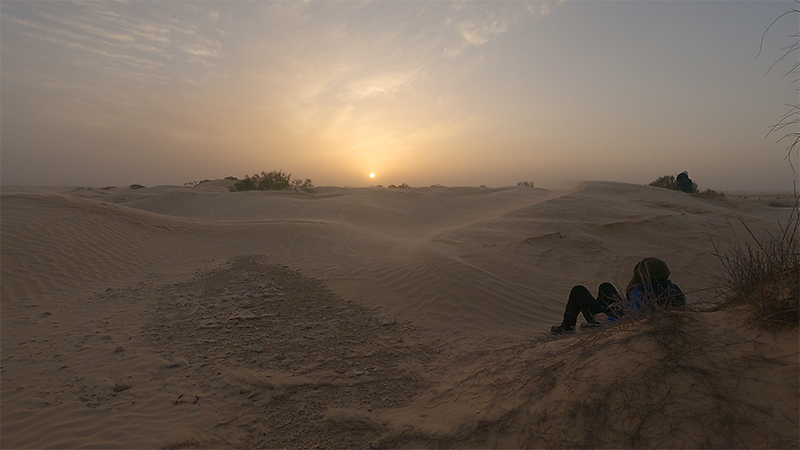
[[551, 258, 685, 335], [676, 171, 694, 193]]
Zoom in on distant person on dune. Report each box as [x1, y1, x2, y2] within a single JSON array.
[[551, 258, 685, 335], [676, 171, 694, 193]]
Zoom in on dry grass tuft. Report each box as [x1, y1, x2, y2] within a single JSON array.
[[713, 196, 799, 330]]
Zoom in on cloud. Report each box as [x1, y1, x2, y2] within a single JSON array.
[[4, 1, 557, 134], [458, 16, 509, 46], [346, 70, 418, 99], [442, 1, 563, 56], [1, 1, 225, 91], [253, 1, 563, 100], [1, 1, 570, 186]]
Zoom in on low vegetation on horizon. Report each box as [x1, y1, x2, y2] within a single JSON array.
[[649, 174, 697, 192], [184, 179, 211, 187], [649, 174, 722, 197], [230, 170, 315, 193]]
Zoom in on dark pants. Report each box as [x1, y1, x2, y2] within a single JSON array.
[[560, 282, 622, 329]]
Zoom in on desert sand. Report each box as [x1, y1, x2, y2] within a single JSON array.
[[1, 180, 797, 448]]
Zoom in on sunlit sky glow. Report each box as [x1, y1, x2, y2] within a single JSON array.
[[1, 1, 797, 190]]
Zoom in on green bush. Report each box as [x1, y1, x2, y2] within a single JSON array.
[[230, 171, 315, 193], [517, 181, 534, 188]]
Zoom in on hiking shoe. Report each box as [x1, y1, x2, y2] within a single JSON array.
[[580, 322, 603, 330], [551, 325, 574, 335]]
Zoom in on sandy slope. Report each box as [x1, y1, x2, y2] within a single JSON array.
[[1, 181, 797, 448]]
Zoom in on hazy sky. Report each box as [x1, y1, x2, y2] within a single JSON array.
[[1, 1, 797, 191]]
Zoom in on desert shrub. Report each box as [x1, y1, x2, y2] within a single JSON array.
[[185, 179, 212, 187], [694, 189, 725, 198], [388, 183, 410, 189], [517, 181, 534, 188], [713, 198, 799, 330], [649, 175, 677, 190], [101, 186, 116, 190], [289, 177, 314, 192], [230, 171, 315, 193], [649, 175, 699, 193], [130, 184, 146, 189], [224, 176, 238, 181]]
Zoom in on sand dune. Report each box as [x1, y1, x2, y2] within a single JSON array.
[[2, 181, 797, 448]]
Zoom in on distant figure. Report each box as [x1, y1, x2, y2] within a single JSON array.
[[676, 171, 694, 193], [551, 258, 685, 335]]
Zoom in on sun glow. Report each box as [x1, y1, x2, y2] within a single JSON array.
[[370, 173, 375, 179]]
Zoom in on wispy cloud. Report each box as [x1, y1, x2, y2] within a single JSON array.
[[346, 70, 418, 100], [442, 1, 562, 56], [1, 0, 566, 182], [2, 1, 225, 90], [250, 1, 564, 158]]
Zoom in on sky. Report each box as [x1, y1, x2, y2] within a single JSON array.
[[1, 1, 798, 191]]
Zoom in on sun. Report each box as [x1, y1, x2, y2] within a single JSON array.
[[369, 173, 375, 179]]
